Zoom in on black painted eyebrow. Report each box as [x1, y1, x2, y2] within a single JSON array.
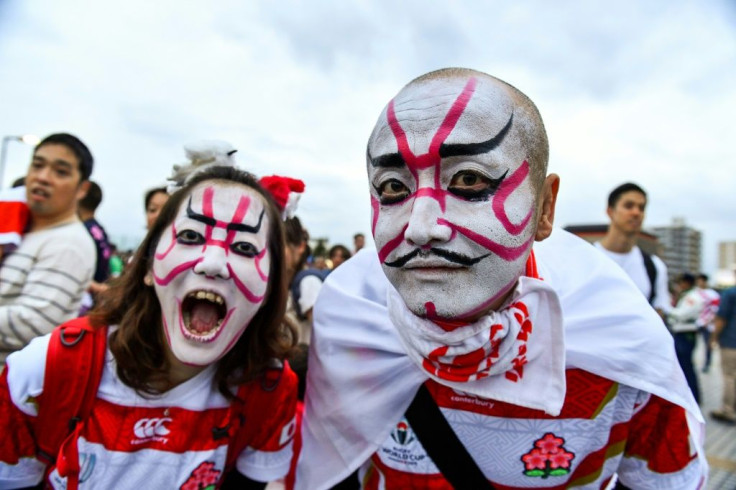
[[185, 197, 264, 233], [369, 151, 406, 169], [439, 113, 514, 159], [186, 197, 216, 226], [227, 210, 264, 233]]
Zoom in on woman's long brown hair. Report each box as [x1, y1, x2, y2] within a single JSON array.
[[89, 166, 295, 397]]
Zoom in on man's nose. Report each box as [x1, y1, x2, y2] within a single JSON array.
[[193, 245, 230, 279], [32, 165, 53, 183], [404, 194, 452, 247]]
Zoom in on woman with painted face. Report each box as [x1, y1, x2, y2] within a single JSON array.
[[0, 147, 298, 489]]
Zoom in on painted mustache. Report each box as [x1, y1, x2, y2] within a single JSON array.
[[385, 248, 490, 268]]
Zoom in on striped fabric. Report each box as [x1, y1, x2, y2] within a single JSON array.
[[0, 221, 95, 365]]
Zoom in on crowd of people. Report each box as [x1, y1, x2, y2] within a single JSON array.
[[0, 67, 734, 489]]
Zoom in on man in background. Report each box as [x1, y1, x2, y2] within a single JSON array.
[[696, 273, 720, 373], [353, 233, 365, 254], [712, 270, 736, 424], [668, 273, 705, 404], [595, 182, 670, 318], [0, 133, 96, 367]]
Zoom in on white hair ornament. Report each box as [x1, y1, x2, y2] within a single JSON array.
[[166, 140, 238, 193]]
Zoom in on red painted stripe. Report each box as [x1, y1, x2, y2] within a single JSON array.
[[437, 219, 533, 261], [153, 258, 202, 285], [377, 224, 408, 263], [492, 161, 533, 235]]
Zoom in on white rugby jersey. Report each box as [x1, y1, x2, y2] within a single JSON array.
[[0, 332, 297, 489]]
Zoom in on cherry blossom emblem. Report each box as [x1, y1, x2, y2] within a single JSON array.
[[520, 433, 575, 478]]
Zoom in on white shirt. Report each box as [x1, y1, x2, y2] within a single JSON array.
[[593, 243, 671, 313]]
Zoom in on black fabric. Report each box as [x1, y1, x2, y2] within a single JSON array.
[[405, 383, 494, 490], [221, 470, 267, 490], [640, 249, 657, 304], [331, 469, 360, 489]]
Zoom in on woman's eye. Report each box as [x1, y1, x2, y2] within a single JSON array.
[[449, 170, 507, 201], [176, 229, 205, 245], [375, 179, 410, 204], [231, 241, 258, 257]]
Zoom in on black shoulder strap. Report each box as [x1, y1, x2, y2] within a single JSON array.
[[640, 249, 657, 304], [405, 384, 494, 490]]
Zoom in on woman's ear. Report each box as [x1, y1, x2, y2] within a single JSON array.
[[535, 174, 560, 242], [144, 272, 154, 287]]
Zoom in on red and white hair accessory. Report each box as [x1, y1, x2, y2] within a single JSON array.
[[259, 175, 305, 220], [167, 140, 238, 193]]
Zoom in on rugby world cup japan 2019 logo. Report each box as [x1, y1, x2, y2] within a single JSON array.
[[390, 420, 416, 446], [520, 433, 575, 479]]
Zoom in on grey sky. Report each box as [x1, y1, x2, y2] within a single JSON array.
[[1, 0, 734, 276]]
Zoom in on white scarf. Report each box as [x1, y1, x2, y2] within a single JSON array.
[[388, 276, 566, 414], [296, 230, 705, 490]]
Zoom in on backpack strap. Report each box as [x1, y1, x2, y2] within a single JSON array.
[[640, 249, 657, 304], [405, 383, 494, 489], [222, 363, 283, 472], [35, 318, 108, 489]]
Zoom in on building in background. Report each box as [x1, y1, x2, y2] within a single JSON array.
[[650, 218, 702, 280], [719, 241, 736, 270], [715, 241, 736, 288]]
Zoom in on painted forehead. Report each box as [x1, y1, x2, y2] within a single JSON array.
[[368, 76, 525, 160], [179, 181, 268, 232]]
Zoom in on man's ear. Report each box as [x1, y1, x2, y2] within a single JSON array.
[[535, 174, 560, 241], [76, 180, 91, 201]]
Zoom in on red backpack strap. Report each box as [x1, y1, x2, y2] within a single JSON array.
[[223, 361, 298, 476], [35, 317, 108, 488]]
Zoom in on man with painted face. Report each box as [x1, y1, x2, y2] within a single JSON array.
[[1, 144, 298, 489], [297, 68, 707, 489]]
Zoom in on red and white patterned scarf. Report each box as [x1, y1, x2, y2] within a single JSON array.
[[388, 256, 566, 414]]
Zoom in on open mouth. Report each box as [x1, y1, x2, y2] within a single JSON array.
[[29, 187, 51, 200], [180, 290, 227, 342]]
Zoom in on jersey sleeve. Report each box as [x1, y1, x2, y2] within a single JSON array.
[[617, 391, 707, 488], [235, 365, 298, 482], [0, 335, 51, 488]]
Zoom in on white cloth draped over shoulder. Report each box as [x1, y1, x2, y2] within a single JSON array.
[[296, 229, 703, 490]]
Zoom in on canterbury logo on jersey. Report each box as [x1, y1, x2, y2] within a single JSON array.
[[133, 417, 172, 440]]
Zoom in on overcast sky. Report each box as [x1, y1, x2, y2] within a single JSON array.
[[1, 0, 734, 276]]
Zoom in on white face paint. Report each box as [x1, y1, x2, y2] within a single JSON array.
[[152, 182, 271, 366], [367, 76, 539, 320]]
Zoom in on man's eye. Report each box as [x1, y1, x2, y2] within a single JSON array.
[[176, 229, 205, 245], [449, 170, 507, 201], [375, 179, 410, 205], [231, 242, 258, 257]]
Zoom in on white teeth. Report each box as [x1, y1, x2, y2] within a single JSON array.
[[188, 290, 224, 305]]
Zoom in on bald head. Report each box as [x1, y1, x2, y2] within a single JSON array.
[[366, 68, 559, 319], [368, 67, 549, 193]]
